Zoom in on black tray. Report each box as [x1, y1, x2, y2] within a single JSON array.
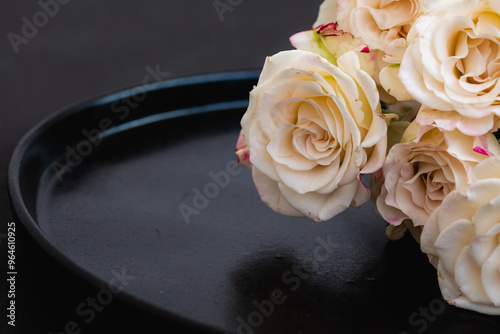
[[8, 72, 500, 333]]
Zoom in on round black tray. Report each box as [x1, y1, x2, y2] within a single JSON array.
[[8, 72, 500, 333]]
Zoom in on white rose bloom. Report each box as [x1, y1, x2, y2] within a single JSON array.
[[400, 0, 500, 135], [377, 123, 498, 228], [241, 50, 387, 221], [290, 22, 376, 78], [421, 156, 500, 315], [337, 0, 423, 52], [314, 0, 422, 101]]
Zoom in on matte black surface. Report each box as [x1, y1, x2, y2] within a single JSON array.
[[9, 72, 500, 334]]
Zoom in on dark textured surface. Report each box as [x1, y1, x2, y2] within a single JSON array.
[[2, 1, 500, 333]]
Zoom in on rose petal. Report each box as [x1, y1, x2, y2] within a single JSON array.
[[251, 167, 303, 217]]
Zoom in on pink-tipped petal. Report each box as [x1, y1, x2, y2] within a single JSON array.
[[235, 130, 252, 169]]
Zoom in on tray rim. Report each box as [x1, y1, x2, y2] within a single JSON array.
[[8, 70, 261, 333]]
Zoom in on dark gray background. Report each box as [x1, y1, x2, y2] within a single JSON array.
[[0, 1, 321, 332]]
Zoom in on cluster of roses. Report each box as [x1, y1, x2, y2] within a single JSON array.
[[235, 0, 500, 315]]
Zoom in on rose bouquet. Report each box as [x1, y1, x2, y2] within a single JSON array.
[[236, 0, 500, 315]]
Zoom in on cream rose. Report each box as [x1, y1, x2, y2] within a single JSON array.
[[376, 123, 498, 228], [240, 50, 387, 221], [290, 23, 376, 78], [421, 156, 500, 315], [400, 0, 500, 135], [313, 0, 422, 101], [336, 0, 422, 52]]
